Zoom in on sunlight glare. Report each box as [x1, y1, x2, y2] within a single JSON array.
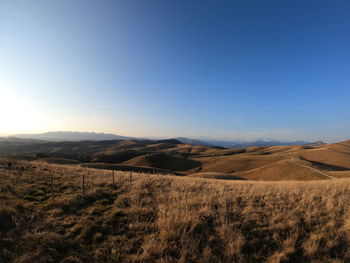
[[0, 89, 49, 134]]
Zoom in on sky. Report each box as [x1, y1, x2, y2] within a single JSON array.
[[1, 0, 350, 142]]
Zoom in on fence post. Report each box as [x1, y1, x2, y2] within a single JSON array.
[[82, 173, 85, 196], [129, 171, 132, 183], [112, 170, 115, 186]]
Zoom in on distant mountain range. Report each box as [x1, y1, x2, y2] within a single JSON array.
[[12, 131, 131, 142], [175, 137, 213, 146], [176, 137, 323, 148], [2, 131, 323, 149], [181, 138, 318, 148]]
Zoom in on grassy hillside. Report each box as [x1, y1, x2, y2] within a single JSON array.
[[1, 160, 350, 262]]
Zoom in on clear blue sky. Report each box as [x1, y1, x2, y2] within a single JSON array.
[[1, 0, 349, 142]]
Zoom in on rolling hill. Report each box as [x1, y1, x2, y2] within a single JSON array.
[[0, 137, 349, 181]]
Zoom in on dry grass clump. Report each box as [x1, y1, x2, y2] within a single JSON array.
[[0, 160, 350, 262]]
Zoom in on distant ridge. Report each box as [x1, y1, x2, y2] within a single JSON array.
[[12, 131, 131, 142], [7, 131, 324, 148], [176, 137, 213, 146], [0, 137, 46, 143], [176, 137, 323, 149], [155, 139, 183, 145]]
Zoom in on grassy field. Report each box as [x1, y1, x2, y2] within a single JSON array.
[[1, 160, 350, 262]]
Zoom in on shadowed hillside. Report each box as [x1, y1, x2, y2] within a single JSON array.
[[123, 153, 201, 171]]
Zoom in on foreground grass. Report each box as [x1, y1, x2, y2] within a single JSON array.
[[0, 160, 350, 262]]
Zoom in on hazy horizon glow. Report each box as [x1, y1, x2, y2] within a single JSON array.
[[1, 1, 350, 143]]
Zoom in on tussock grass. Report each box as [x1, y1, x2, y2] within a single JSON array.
[[0, 160, 350, 262]]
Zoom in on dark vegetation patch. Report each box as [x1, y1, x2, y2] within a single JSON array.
[[122, 153, 202, 172], [91, 150, 143, 163], [300, 157, 350, 171]]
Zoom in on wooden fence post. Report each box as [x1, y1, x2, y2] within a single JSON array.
[[112, 170, 115, 186], [82, 173, 85, 196]]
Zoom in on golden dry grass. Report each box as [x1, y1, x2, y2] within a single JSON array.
[[1, 159, 350, 262], [189, 140, 350, 180]]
